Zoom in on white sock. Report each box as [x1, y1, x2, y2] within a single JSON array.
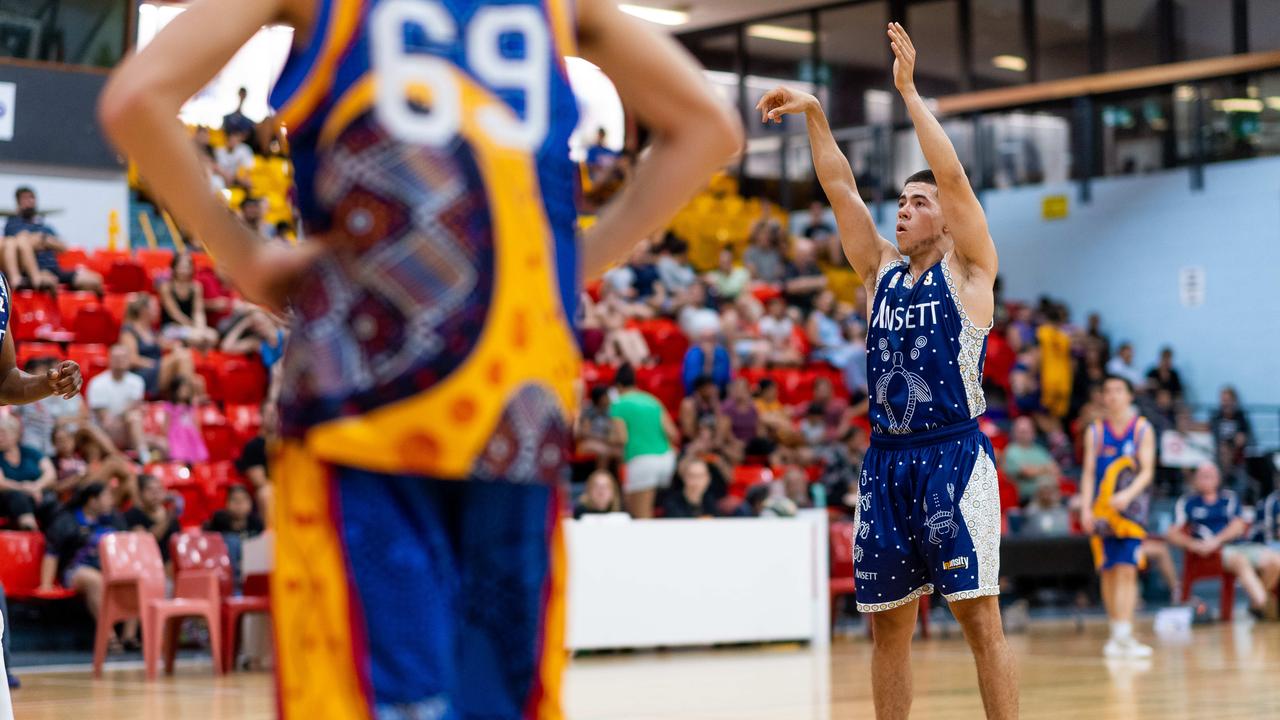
[[1111, 621, 1132, 641]]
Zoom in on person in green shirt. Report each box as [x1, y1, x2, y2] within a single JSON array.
[[1003, 416, 1061, 504], [704, 248, 751, 301], [608, 364, 680, 518]]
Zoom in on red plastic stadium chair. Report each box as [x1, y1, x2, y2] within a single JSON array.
[[1179, 528, 1236, 622], [729, 465, 773, 500], [171, 530, 272, 672], [105, 260, 151, 294], [224, 403, 263, 446], [71, 304, 120, 344], [88, 250, 131, 276], [67, 343, 111, 382], [56, 291, 100, 328], [15, 341, 66, 368], [58, 247, 90, 271], [0, 531, 75, 600], [135, 249, 175, 280], [214, 357, 268, 405]]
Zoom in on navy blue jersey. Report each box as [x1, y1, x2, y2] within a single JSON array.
[[867, 256, 990, 435], [1175, 490, 1242, 541]]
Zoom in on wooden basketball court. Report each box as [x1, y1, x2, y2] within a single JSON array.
[[10, 623, 1280, 718]]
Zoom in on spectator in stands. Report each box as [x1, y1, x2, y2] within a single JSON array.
[[743, 220, 786, 285], [755, 378, 800, 449], [1020, 479, 1071, 536], [238, 197, 276, 239], [801, 200, 834, 240], [721, 377, 762, 448], [1106, 342, 1144, 389], [574, 386, 622, 470], [676, 281, 720, 340], [677, 420, 733, 503], [87, 344, 150, 463], [680, 376, 731, 444], [216, 129, 256, 187], [200, 142, 232, 192], [609, 364, 679, 519], [222, 87, 256, 141], [807, 290, 856, 368], [1210, 386, 1251, 480], [681, 331, 731, 396], [118, 295, 200, 400], [123, 474, 180, 563], [781, 238, 827, 314], [4, 186, 103, 292], [15, 357, 87, 457], [50, 427, 88, 497], [1003, 417, 1061, 504], [1069, 344, 1107, 420], [580, 288, 651, 366], [72, 428, 138, 507], [0, 415, 54, 530], [221, 308, 287, 373], [757, 295, 802, 366], [1085, 312, 1111, 361], [157, 253, 219, 350], [820, 426, 868, 516], [661, 458, 719, 519], [704, 247, 750, 302], [40, 483, 129, 647], [655, 236, 697, 300], [205, 485, 265, 584], [1167, 463, 1280, 620], [1258, 487, 1280, 550], [573, 469, 622, 519], [842, 321, 869, 397], [604, 237, 664, 311], [1146, 347, 1183, 399], [809, 377, 860, 440], [585, 128, 619, 174], [161, 378, 208, 465], [234, 401, 276, 528], [1037, 304, 1073, 419], [781, 466, 813, 510]]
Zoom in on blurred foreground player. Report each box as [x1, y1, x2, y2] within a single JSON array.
[[758, 23, 1016, 720], [100, 0, 741, 716]]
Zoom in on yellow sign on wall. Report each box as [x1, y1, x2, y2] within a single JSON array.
[[1042, 194, 1069, 220]]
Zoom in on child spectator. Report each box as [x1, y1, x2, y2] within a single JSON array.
[[574, 386, 622, 469], [161, 377, 209, 465], [40, 483, 130, 648]]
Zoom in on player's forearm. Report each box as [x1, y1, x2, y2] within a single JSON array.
[[0, 368, 51, 404], [802, 104, 883, 277], [803, 104, 859, 199], [899, 88, 966, 187]]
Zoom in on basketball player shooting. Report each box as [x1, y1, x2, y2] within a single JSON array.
[[757, 22, 1017, 720], [99, 0, 740, 717]]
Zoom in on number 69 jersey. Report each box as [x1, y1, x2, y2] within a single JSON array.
[[270, 0, 582, 481]]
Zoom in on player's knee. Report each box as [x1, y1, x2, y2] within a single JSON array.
[[870, 606, 918, 647]]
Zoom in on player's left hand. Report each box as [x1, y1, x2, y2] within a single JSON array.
[[887, 22, 917, 93], [1108, 491, 1132, 511], [46, 360, 82, 399]]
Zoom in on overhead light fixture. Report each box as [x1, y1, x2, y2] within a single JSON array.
[[1266, 97, 1280, 111], [991, 55, 1027, 72], [1213, 98, 1264, 112], [747, 24, 815, 44], [618, 4, 688, 26]]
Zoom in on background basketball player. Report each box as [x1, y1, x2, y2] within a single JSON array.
[[100, 0, 741, 717], [1079, 375, 1155, 658], [757, 23, 1016, 720]]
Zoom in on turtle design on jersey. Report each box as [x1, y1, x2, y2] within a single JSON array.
[[875, 336, 933, 434]]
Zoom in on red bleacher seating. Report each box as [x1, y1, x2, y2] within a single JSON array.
[[71, 304, 120, 344], [67, 343, 110, 382], [580, 362, 616, 391], [15, 341, 66, 368], [10, 290, 63, 342], [225, 403, 262, 446], [211, 357, 268, 405], [146, 462, 212, 529], [636, 364, 683, 417], [135, 249, 175, 280], [58, 247, 90, 271], [0, 531, 75, 600], [101, 292, 134, 327], [87, 250, 130, 276], [729, 465, 773, 499], [636, 319, 688, 366], [105, 260, 151, 294], [56, 291, 99, 328]]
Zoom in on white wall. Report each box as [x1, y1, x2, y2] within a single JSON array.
[[0, 164, 129, 249], [862, 156, 1280, 405]]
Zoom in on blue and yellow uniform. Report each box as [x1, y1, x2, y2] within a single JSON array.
[[1087, 415, 1152, 570], [268, 0, 579, 716]]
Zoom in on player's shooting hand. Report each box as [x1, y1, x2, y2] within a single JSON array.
[[46, 360, 82, 400], [887, 22, 917, 94], [755, 87, 817, 124]]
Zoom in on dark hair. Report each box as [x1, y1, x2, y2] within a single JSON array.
[[14, 186, 33, 200], [693, 375, 716, 392], [1103, 374, 1134, 395], [23, 356, 54, 374], [806, 401, 825, 417], [170, 252, 193, 271], [757, 378, 776, 392], [71, 482, 107, 510], [1160, 346, 1174, 357], [165, 375, 191, 402], [226, 485, 252, 504], [902, 169, 937, 189], [589, 385, 609, 405], [137, 473, 160, 492], [744, 484, 771, 509], [615, 363, 637, 388], [240, 197, 261, 209]]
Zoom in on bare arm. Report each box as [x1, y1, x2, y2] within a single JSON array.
[[755, 88, 896, 282], [0, 330, 80, 403], [33, 457, 57, 493], [1078, 427, 1097, 531], [661, 410, 681, 445], [888, 23, 997, 281], [99, 0, 321, 311], [40, 555, 57, 590], [157, 283, 194, 327], [192, 284, 209, 329], [1117, 424, 1157, 505], [576, 0, 743, 278]]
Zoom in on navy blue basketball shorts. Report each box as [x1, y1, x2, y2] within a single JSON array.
[[852, 419, 1003, 612]]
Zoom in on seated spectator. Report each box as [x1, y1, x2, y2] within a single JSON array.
[[704, 247, 750, 302], [3, 186, 103, 292], [575, 386, 622, 469], [238, 197, 276, 239], [801, 200, 834, 240], [609, 364, 679, 519], [677, 281, 720, 340], [580, 288, 651, 367], [1020, 479, 1071, 536], [123, 474, 180, 563], [75, 428, 138, 506], [603, 238, 665, 312], [756, 296, 803, 366], [721, 377, 763, 449], [215, 128, 255, 186], [780, 466, 813, 510], [1167, 463, 1280, 620], [1209, 386, 1251, 483], [820, 426, 868, 516], [87, 345, 151, 462], [234, 402, 276, 528], [808, 377, 859, 440], [681, 332, 731, 396], [799, 402, 829, 448], [15, 357, 88, 457], [842, 321, 870, 396], [1003, 417, 1062, 504], [119, 296, 200, 399], [204, 485, 266, 583], [161, 378, 209, 465], [1105, 342, 1144, 389], [782, 238, 828, 314], [755, 379, 801, 448], [573, 470, 622, 519], [807, 290, 856, 368], [1146, 346, 1183, 399], [220, 309, 286, 371], [0, 415, 55, 530], [50, 426, 89, 498], [158, 253, 219, 350], [679, 376, 727, 442], [743, 219, 787, 285], [662, 459, 719, 519], [676, 421, 733, 503], [40, 483, 129, 646], [655, 236, 698, 300]]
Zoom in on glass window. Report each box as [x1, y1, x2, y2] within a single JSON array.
[[1251, 0, 1280, 52], [1098, 90, 1174, 176], [817, 2, 889, 128], [744, 14, 816, 138], [679, 29, 743, 128], [1188, 77, 1274, 165], [906, 0, 963, 96], [1104, 0, 1161, 71], [978, 106, 1077, 187], [1173, 0, 1233, 60], [894, 119, 975, 189], [0, 0, 129, 67], [972, 0, 1027, 89], [1036, 0, 1091, 81]]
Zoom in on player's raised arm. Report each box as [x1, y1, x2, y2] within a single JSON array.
[[98, 0, 321, 312], [888, 23, 997, 280], [577, 0, 744, 280], [756, 88, 896, 283]]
